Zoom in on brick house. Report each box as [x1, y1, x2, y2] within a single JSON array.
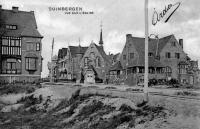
[[56, 45, 88, 81], [109, 53, 121, 65], [0, 6, 43, 83], [110, 34, 199, 85], [57, 48, 68, 79]]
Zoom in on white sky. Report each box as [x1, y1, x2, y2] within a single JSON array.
[[1, 0, 200, 77]]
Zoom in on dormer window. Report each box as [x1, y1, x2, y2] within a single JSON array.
[[6, 25, 17, 30]]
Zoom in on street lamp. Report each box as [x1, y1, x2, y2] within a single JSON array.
[[50, 38, 54, 83]]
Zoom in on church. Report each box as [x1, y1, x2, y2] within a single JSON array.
[[53, 23, 112, 83]]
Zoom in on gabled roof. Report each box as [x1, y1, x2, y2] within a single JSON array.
[[58, 48, 68, 59], [21, 22, 42, 37], [109, 53, 120, 62], [0, 8, 42, 38], [69, 46, 88, 58], [109, 61, 123, 71], [129, 35, 173, 55], [113, 53, 120, 61], [94, 44, 111, 65], [157, 35, 173, 53], [124, 34, 174, 68]]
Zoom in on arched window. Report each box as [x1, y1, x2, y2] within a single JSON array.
[[96, 56, 101, 67], [165, 66, 172, 77], [84, 57, 88, 67]]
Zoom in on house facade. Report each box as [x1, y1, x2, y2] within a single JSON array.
[[110, 34, 199, 85], [80, 42, 111, 83], [0, 6, 43, 83], [47, 55, 58, 81], [56, 45, 88, 81]]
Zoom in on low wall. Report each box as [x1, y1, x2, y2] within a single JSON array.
[[0, 75, 41, 83]]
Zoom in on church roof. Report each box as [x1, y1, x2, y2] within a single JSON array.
[[69, 46, 88, 58], [94, 44, 111, 65]]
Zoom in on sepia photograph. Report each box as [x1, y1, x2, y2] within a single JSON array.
[[0, 0, 200, 128]]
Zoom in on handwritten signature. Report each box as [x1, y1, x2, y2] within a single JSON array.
[[152, 2, 181, 26]]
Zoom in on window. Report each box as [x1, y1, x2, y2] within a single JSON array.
[[123, 55, 126, 60], [36, 43, 40, 51], [165, 52, 171, 58], [166, 66, 172, 76], [171, 42, 176, 47], [96, 56, 101, 67], [148, 52, 153, 57], [84, 57, 88, 67], [129, 53, 134, 59], [139, 67, 144, 73], [175, 53, 180, 59], [149, 68, 155, 74], [25, 58, 37, 71], [6, 25, 17, 30], [1, 37, 21, 55], [156, 68, 165, 74], [2, 39, 9, 45], [6, 62, 16, 74], [178, 64, 187, 74]]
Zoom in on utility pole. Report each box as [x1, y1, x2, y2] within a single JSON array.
[[144, 0, 149, 102], [50, 38, 54, 83]]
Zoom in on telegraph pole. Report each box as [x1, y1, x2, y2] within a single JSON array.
[[144, 0, 149, 102], [50, 38, 54, 83]]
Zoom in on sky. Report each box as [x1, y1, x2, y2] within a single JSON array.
[[1, 0, 200, 77]]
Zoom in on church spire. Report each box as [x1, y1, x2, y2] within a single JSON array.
[[99, 21, 103, 46], [77, 37, 81, 54]]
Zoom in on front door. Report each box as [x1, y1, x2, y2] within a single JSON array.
[[84, 70, 95, 84]]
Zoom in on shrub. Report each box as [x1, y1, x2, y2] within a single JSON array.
[[26, 86, 36, 94], [148, 79, 158, 86], [18, 94, 42, 108], [168, 78, 179, 85], [104, 87, 117, 90], [175, 91, 198, 96], [119, 104, 134, 112], [78, 100, 104, 118]]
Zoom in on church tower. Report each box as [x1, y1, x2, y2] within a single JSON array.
[[99, 21, 104, 46]]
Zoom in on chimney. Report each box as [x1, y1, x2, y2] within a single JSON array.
[[126, 34, 132, 42], [179, 39, 183, 49], [12, 6, 19, 12]]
